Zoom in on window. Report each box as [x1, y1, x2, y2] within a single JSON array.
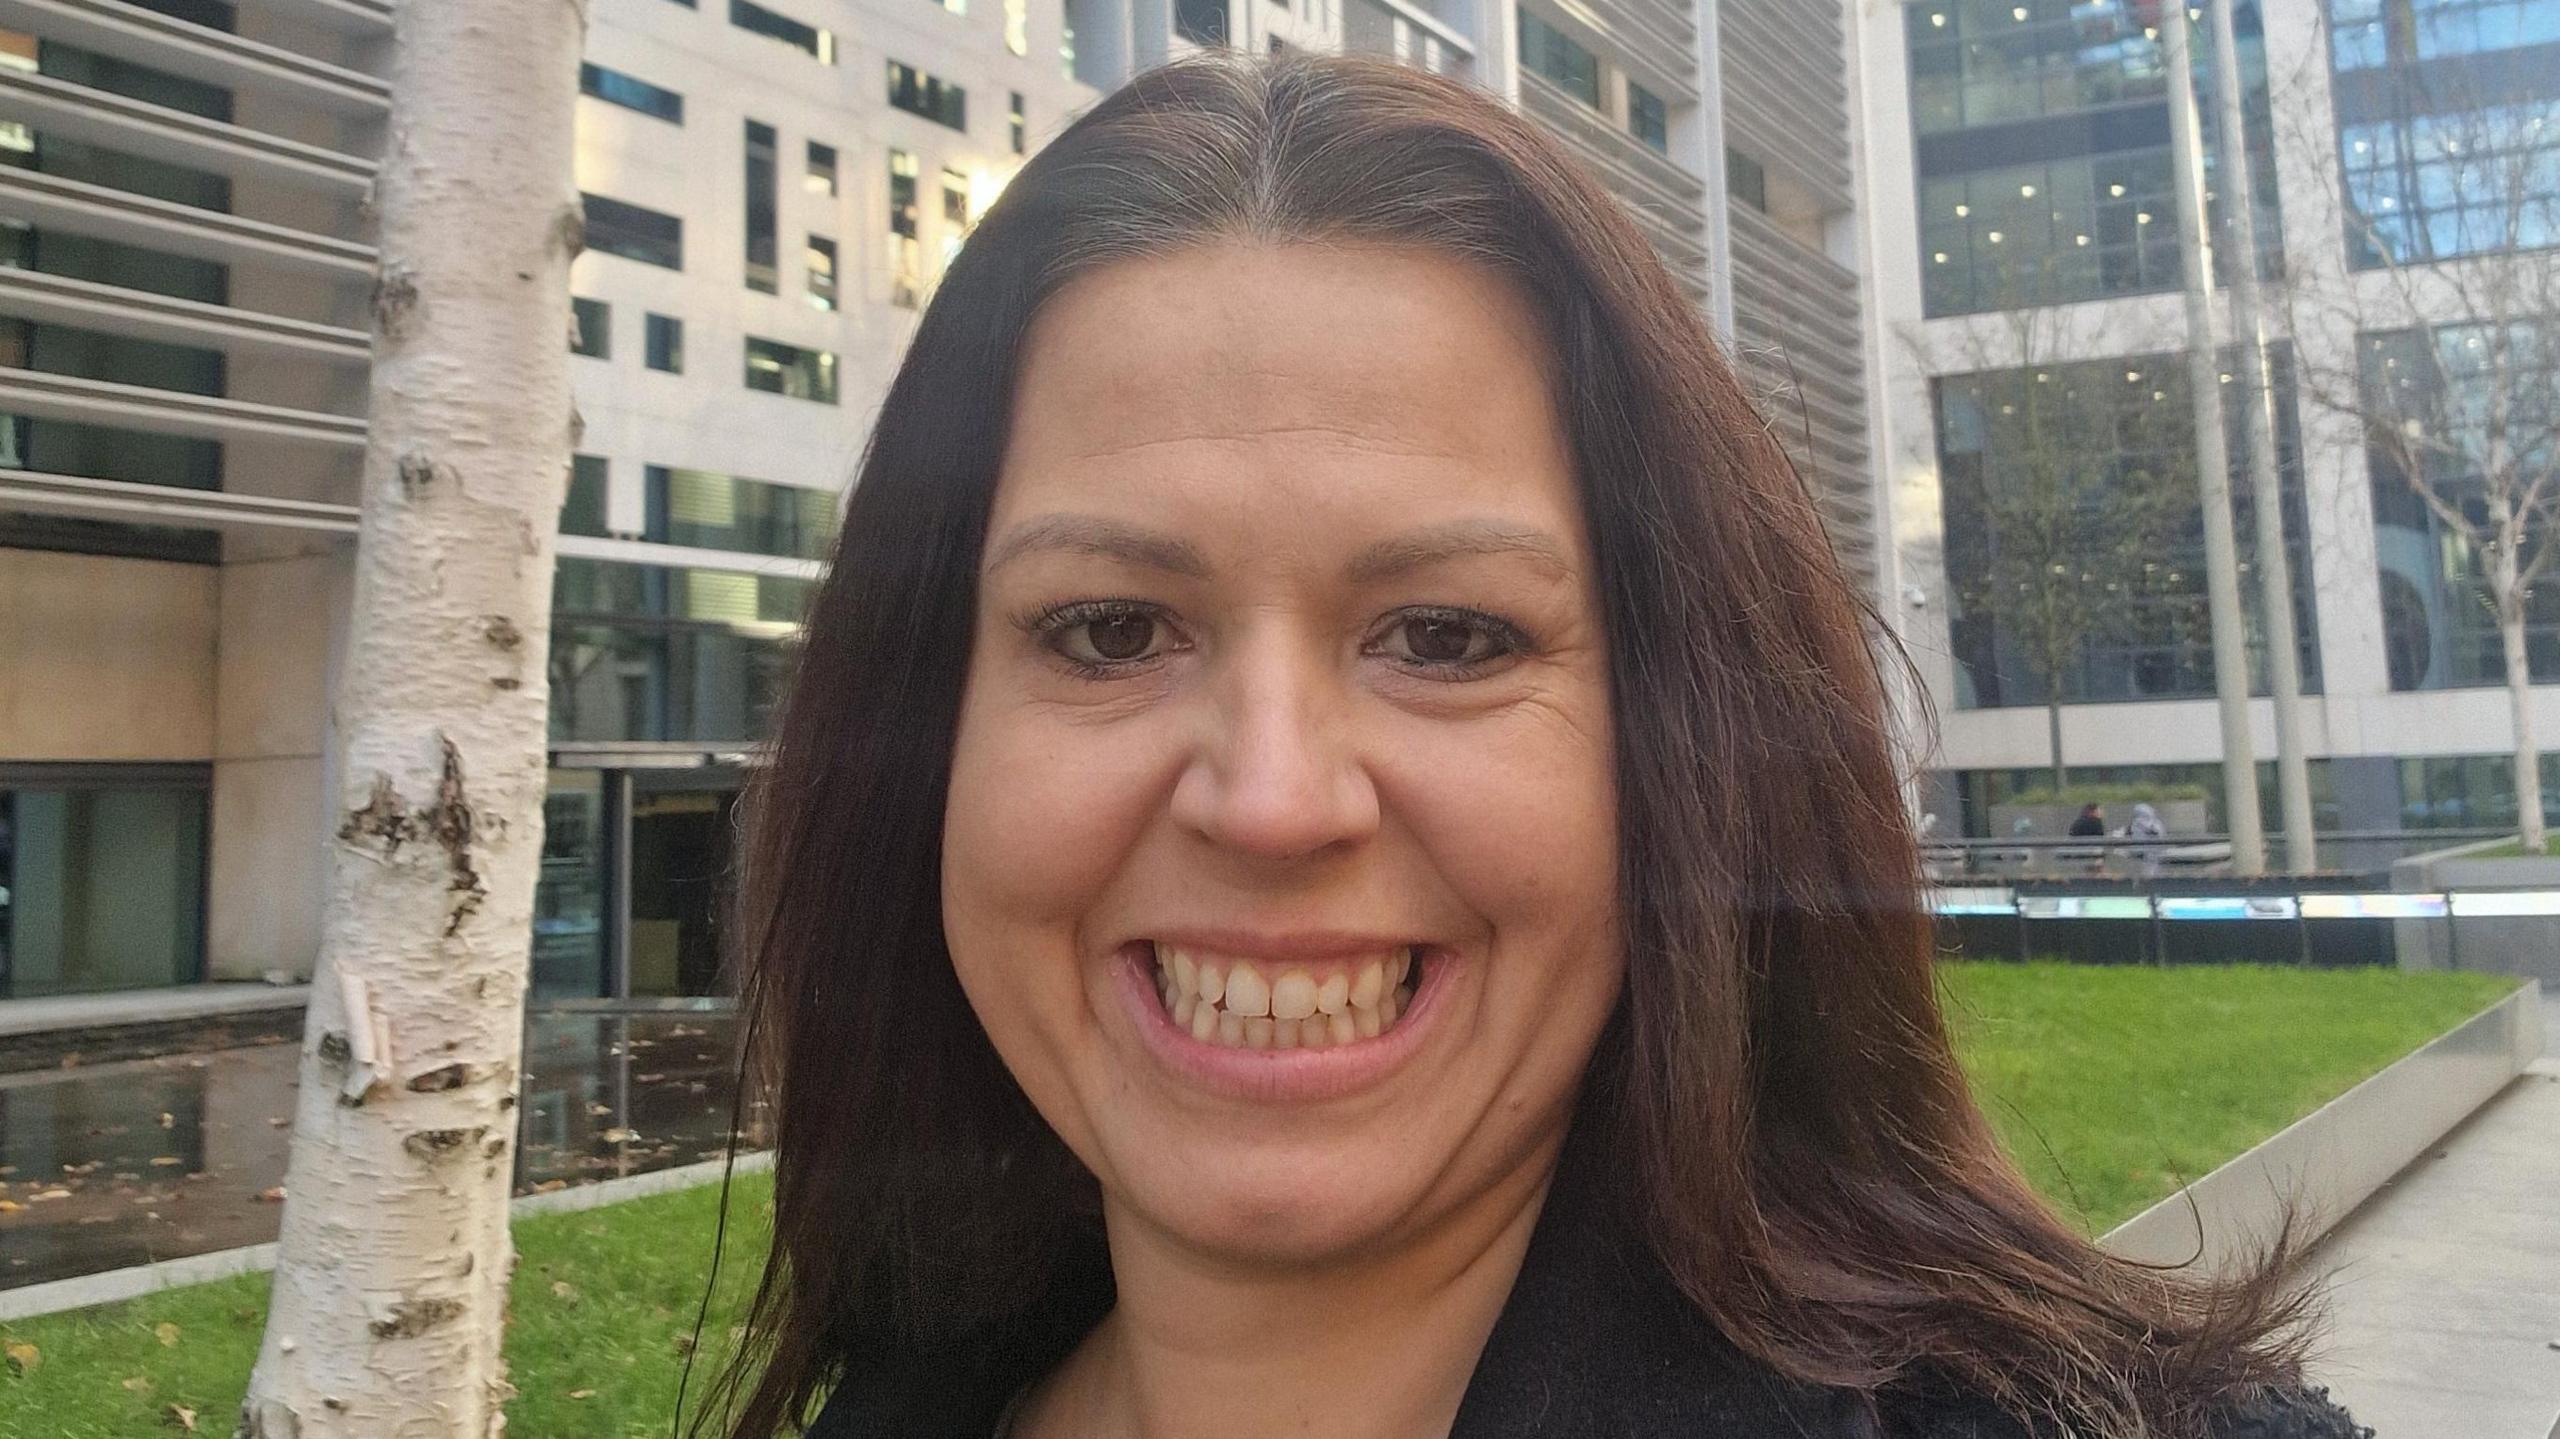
[[1726, 148, 1766, 211], [745, 120, 778, 293], [645, 313, 683, 373], [807, 235, 838, 310], [806, 140, 838, 197], [0, 769, 209, 995], [1010, 91, 1027, 155], [549, 558, 815, 747], [582, 193, 683, 269], [1933, 350, 2319, 709], [888, 61, 968, 131], [890, 149, 923, 309], [1628, 82, 1668, 153], [1006, 0, 1029, 55], [645, 465, 839, 560], [1176, 0, 1229, 45], [941, 166, 972, 268], [744, 335, 838, 403], [571, 296, 610, 358], [579, 62, 684, 123], [1517, 11, 1598, 109], [563, 454, 610, 537], [730, 0, 835, 62]]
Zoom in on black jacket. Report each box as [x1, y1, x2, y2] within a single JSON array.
[[808, 1160, 2368, 1439]]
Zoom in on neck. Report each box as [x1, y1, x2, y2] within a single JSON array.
[[1025, 1150, 1562, 1439]]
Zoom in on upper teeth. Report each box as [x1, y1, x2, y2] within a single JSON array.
[[1154, 945, 1417, 1050]]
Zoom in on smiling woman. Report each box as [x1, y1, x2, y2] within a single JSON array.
[[703, 54, 2360, 1439]]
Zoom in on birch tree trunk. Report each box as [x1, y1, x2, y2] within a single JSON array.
[[2494, 521, 2548, 855], [241, 4, 585, 1434]]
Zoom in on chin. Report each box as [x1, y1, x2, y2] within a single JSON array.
[[1118, 1140, 1432, 1265]]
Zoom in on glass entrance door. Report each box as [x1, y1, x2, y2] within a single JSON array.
[[626, 774, 740, 998]]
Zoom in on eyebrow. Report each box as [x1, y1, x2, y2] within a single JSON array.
[[980, 513, 1575, 584]]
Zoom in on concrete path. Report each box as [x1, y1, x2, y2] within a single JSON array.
[[2308, 1005, 2560, 1439], [0, 982, 308, 1038]]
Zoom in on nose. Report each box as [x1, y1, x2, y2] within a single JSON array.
[[1167, 630, 1380, 863]]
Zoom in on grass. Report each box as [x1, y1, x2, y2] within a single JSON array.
[[0, 964, 2520, 1436], [2468, 834, 2560, 857], [1938, 962, 2518, 1231], [0, 1171, 771, 1439]]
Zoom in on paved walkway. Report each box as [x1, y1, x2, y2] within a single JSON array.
[[2307, 991, 2560, 1439]]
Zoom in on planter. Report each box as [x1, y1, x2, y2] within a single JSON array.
[[2391, 837, 2560, 985]]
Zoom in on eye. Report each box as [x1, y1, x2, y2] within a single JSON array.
[[1372, 607, 1526, 674], [1031, 600, 1178, 672]]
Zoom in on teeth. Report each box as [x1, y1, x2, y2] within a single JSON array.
[[1151, 944, 1425, 1051], [1224, 964, 1270, 1017], [1271, 971, 1318, 1021]]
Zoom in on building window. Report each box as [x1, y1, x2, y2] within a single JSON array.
[[579, 62, 684, 123], [1006, 0, 1029, 55], [1933, 350, 2319, 710], [745, 120, 778, 293], [888, 60, 968, 131], [744, 335, 839, 403], [806, 140, 838, 197], [807, 234, 838, 310], [730, 0, 835, 62], [582, 193, 683, 269], [1175, 0, 1229, 45], [1628, 82, 1668, 153], [563, 453, 610, 536], [0, 769, 209, 996], [941, 166, 971, 269], [549, 558, 816, 748], [645, 465, 839, 560], [1517, 11, 1599, 110], [571, 296, 610, 358], [645, 313, 683, 373], [1010, 91, 1027, 155], [1727, 148, 1767, 210], [1903, 0, 2282, 316], [2364, 319, 2560, 690], [890, 148, 923, 309]]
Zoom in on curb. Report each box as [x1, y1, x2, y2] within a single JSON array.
[[0, 1151, 773, 1322], [2102, 980, 2544, 1276]]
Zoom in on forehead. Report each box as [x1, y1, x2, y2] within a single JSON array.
[[994, 241, 1578, 537]]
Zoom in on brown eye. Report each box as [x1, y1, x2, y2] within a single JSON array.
[[1375, 608, 1522, 672], [1402, 616, 1487, 665], [1082, 612, 1157, 662]]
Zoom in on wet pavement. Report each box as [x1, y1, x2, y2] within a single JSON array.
[[0, 1012, 758, 1291]]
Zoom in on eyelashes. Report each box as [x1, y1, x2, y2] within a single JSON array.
[[1014, 599, 1533, 682]]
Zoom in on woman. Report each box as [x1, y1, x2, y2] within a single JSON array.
[[709, 56, 2360, 1439]]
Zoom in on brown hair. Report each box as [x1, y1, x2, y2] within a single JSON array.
[[705, 53, 2310, 1439]]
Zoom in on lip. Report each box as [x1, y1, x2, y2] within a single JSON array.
[[1112, 937, 1448, 1104]]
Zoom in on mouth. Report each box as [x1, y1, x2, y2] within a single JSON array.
[[1148, 941, 1425, 1051]]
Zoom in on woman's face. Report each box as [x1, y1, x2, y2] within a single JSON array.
[[943, 241, 1622, 1266]]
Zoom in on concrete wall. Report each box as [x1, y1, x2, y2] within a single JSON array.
[[0, 550, 216, 760], [206, 550, 350, 984]]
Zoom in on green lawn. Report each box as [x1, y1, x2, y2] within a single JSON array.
[[0, 964, 2520, 1437], [1939, 962, 2518, 1231], [2470, 834, 2560, 857]]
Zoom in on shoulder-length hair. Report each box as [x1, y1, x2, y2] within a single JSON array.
[[709, 52, 2307, 1439]]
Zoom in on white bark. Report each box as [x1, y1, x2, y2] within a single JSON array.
[[2494, 519, 2548, 854], [241, 4, 585, 1435]]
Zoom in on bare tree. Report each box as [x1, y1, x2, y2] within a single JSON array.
[[1920, 277, 2200, 788], [241, 2, 586, 1433], [2279, 41, 2560, 849]]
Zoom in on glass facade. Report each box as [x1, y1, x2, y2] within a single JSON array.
[[0, 770, 208, 997], [562, 454, 610, 537], [2365, 320, 2560, 690], [644, 465, 838, 559], [1904, 0, 2282, 315], [547, 558, 813, 746], [2331, 0, 2560, 266], [1936, 349, 2321, 707]]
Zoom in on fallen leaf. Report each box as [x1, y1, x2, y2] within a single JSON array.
[[155, 1322, 180, 1347], [165, 1402, 198, 1431], [568, 1389, 595, 1401], [158, 1113, 175, 1130], [148, 1157, 183, 1168], [0, 1200, 21, 1214], [4, 1341, 36, 1375], [27, 1189, 68, 1203], [550, 1280, 579, 1304], [121, 1376, 152, 1394], [256, 1187, 286, 1203]]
